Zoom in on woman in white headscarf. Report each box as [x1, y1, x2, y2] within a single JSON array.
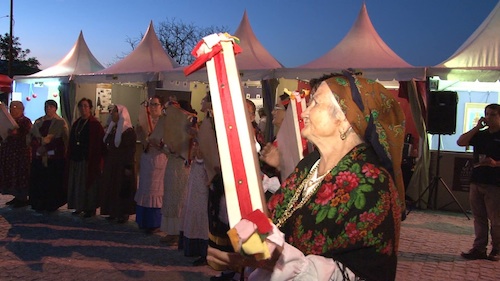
[[100, 104, 137, 223]]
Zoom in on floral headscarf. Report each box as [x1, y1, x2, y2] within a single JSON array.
[[323, 70, 406, 208]]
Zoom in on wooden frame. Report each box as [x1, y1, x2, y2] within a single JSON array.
[[463, 102, 487, 133]]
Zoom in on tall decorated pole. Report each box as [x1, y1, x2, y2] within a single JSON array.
[[184, 33, 266, 228], [285, 88, 310, 158], [276, 88, 312, 180]]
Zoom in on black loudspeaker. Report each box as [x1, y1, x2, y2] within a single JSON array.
[[427, 91, 458, 135]]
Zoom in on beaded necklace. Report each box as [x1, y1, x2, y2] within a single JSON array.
[[276, 159, 329, 228]]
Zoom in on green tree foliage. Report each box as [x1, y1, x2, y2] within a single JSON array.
[[0, 33, 41, 76]]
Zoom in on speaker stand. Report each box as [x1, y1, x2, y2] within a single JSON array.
[[408, 134, 470, 220]]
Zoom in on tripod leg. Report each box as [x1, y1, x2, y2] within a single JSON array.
[[407, 177, 437, 215], [437, 177, 470, 220]]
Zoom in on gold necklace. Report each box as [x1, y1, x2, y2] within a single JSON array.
[[276, 160, 326, 228]]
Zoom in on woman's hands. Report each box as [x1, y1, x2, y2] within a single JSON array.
[[207, 242, 283, 272], [207, 246, 246, 272], [260, 143, 280, 170], [42, 134, 54, 145]]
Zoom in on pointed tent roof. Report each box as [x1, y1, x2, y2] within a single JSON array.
[[100, 21, 179, 74], [301, 3, 411, 69], [76, 21, 180, 83], [234, 11, 283, 70], [164, 11, 283, 82], [437, 1, 500, 68], [276, 3, 425, 81], [429, 1, 500, 81], [22, 31, 104, 79]]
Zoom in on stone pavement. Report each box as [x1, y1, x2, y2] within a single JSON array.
[[398, 209, 499, 281], [0, 194, 498, 281]]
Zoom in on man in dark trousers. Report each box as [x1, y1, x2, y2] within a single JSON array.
[[457, 103, 500, 261]]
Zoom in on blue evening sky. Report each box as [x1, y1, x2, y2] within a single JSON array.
[[0, 0, 498, 69]]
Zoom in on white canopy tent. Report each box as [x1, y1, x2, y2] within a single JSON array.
[[12, 31, 105, 122], [429, 0, 500, 82], [75, 21, 180, 84], [162, 11, 285, 123], [164, 10, 283, 83], [427, 0, 500, 152], [234, 10, 283, 81], [274, 3, 426, 82], [72, 21, 183, 126], [16, 31, 105, 82]]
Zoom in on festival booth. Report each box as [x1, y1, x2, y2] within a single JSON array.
[[72, 21, 185, 174], [425, 1, 500, 212], [12, 31, 105, 123], [274, 3, 428, 208], [73, 21, 181, 127]]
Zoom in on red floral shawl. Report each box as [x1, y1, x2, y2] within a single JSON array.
[[268, 144, 401, 281]]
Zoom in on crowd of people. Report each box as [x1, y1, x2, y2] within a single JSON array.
[[0, 95, 215, 265], [0, 70, 419, 280]]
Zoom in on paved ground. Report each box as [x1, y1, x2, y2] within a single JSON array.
[[398, 209, 499, 281], [0, 194, 498, 281]]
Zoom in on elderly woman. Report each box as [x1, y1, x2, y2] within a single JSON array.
[[0, 101, 32, 208], [100, 104, 137, 224], [29, 99, 69, 213], [207, 71, 405, 281], [67, 98, 105, 218]]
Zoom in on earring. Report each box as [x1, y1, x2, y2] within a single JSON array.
[[340, 130, 347, 140], [340, 127, 351, 140]]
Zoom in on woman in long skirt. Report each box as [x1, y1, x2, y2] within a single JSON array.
[[67, 98, 105, 218], [135, 96, 167, 233], [29, 100, 69, 213], [0, 101, 32, 208], [100, 105, 137, 223], [182, 140, 209, 265]]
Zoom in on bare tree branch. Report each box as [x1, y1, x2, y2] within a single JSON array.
[[123, 18, 227, 66]]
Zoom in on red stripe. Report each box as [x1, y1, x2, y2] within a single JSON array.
[[146, 106, 153, 133], [295, 101, 309, 155], [184, 44, 222, 76], [213, 52, 253, 217]]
